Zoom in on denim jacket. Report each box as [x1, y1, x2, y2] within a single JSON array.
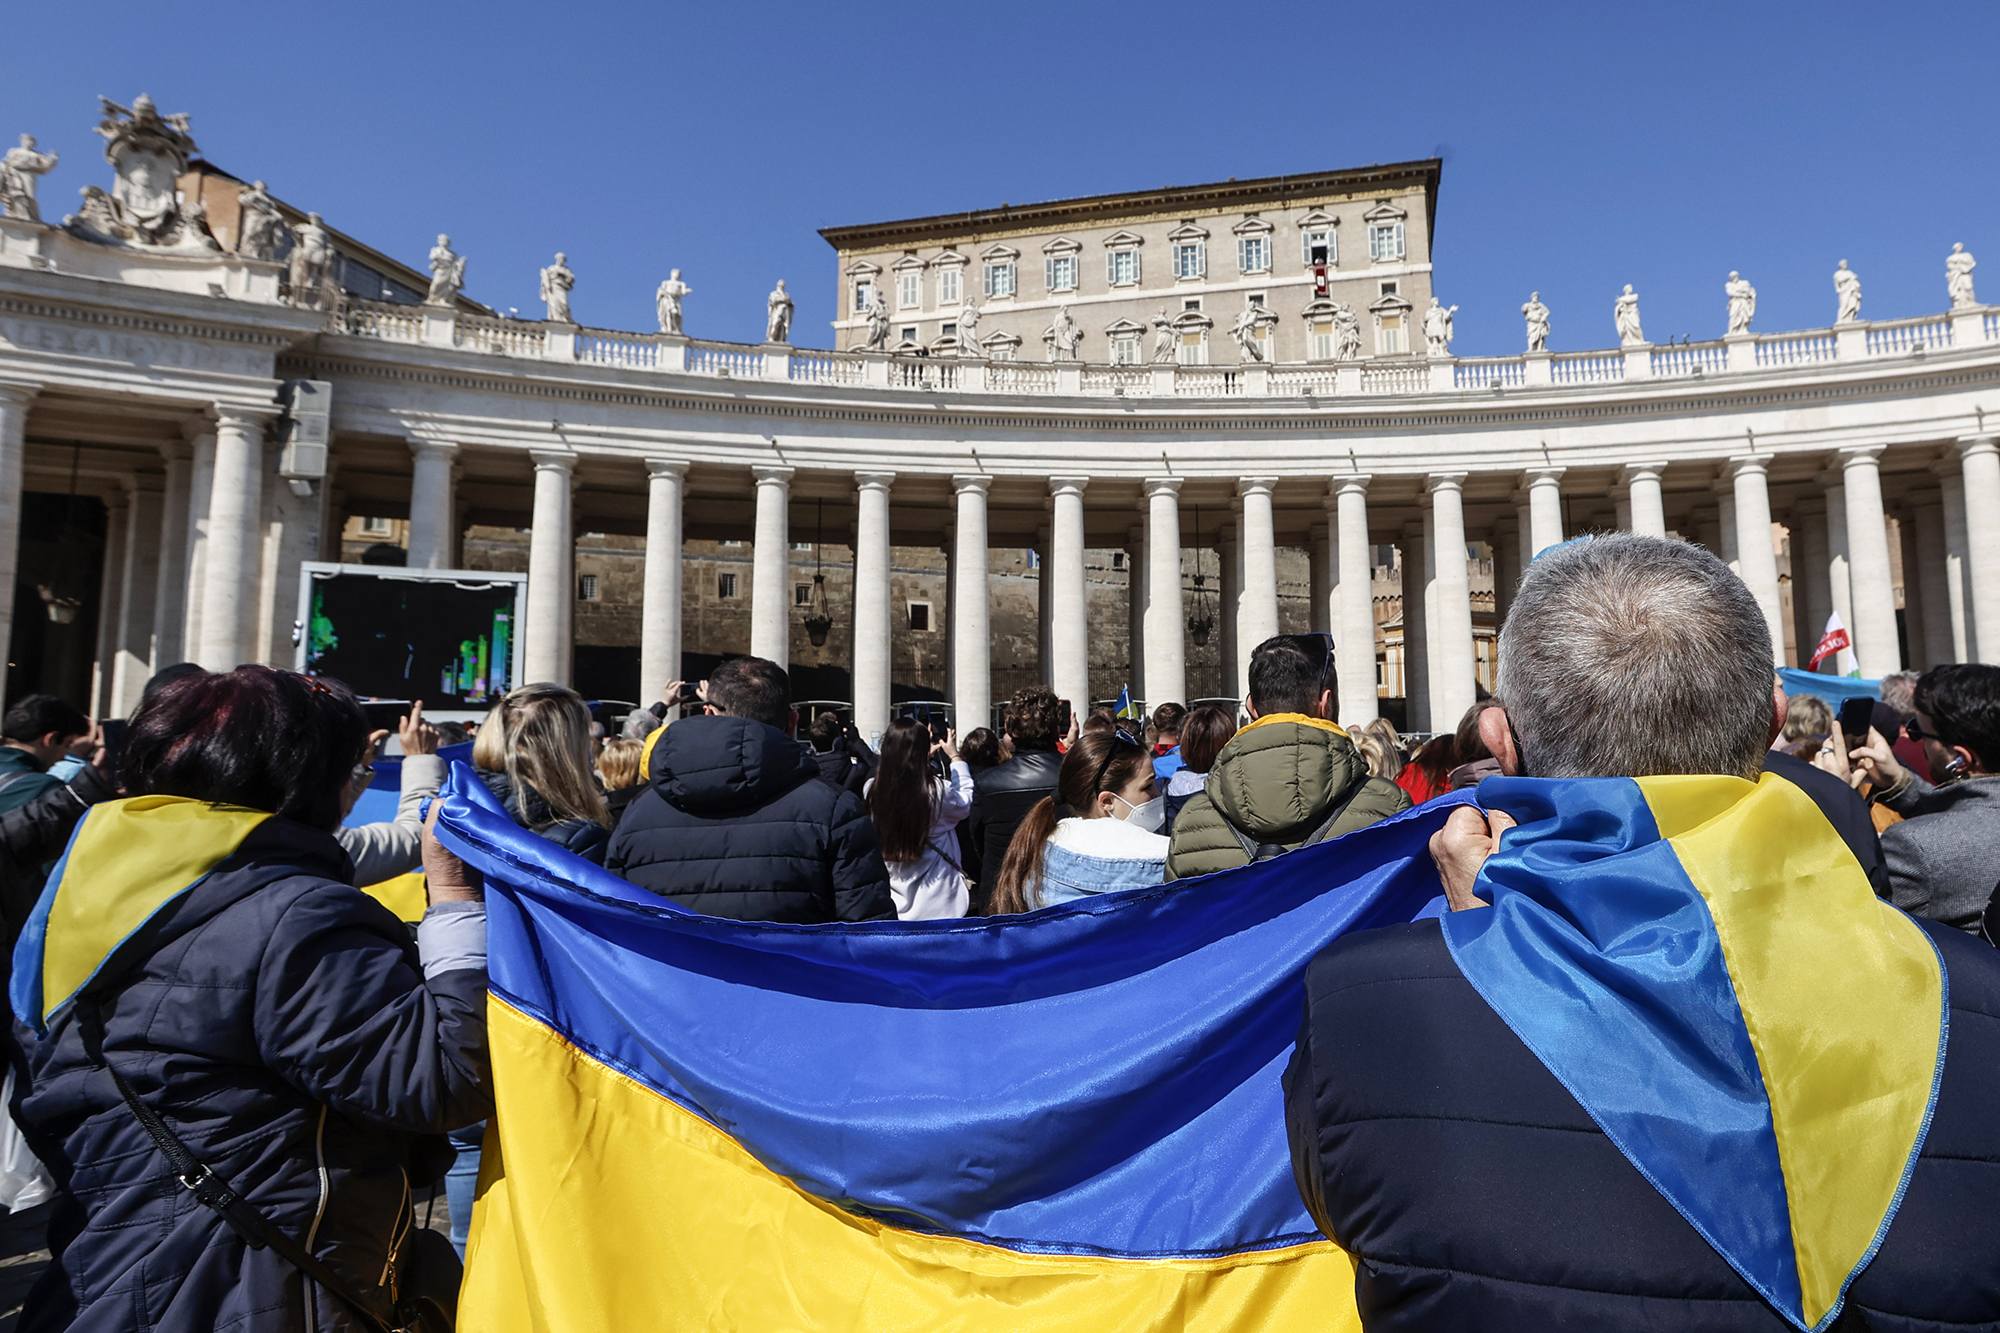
[[1038, 816, 1170, 906]]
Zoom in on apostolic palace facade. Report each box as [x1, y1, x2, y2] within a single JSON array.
[[2, 94, 1997, 740]]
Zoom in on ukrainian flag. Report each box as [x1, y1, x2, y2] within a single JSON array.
[[1115, 685, 1141, 720], [429, 767, 1464, 1332]]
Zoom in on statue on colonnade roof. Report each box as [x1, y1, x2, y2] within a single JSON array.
[[656, 269, 690, 335], [766, 279, 793, 344], [1614, 284, 1644, 346], [1947, 244, 1977, 309], [1834, 261, 1862, 325], [427, 234, 466, 305], [1725, 271, 1756, 335], [234, 180, 288, 261], [540, 252, 575, 324], [0, 135, 59, 222], [66, 94, 217, 250], [1521, 292, 1551, 353]]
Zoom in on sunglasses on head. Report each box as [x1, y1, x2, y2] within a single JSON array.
[[1278, 632, 1335, 695]]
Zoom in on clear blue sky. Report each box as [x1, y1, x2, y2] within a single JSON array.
[[6, 2, 1995, 356]]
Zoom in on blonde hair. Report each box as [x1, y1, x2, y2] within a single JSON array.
[[597, 737, 644, 791], [1782, 693, 1834, 743], [502, 683, 611, 829], [471, 705, 508, 772], [1359, 718, 1405, 781]]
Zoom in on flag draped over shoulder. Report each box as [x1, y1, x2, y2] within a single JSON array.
[[428, 766, 1467, 1333]]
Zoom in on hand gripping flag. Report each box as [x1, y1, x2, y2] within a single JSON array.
[[430, 766, 1466, 1333]]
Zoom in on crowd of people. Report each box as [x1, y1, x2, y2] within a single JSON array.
[[0, 528, 1995, 1329]]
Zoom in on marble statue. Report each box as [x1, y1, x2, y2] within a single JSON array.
[[1726, 271, 1756, 335], [1522, 292, 1551, 352], [1331, 302, 1363, 361], [540, 253, 575, 324], [288, 212, 336, 309], [234, 180, 288, 261], [765, 279, 793, 343], [656, 269, 690, 335], [862, 297, 891, 351], [1614, 284, 1645, 346], [69, 94, 214, 249], [1151, 309, 1177, 363], [1044, 305, 1083, 361], [0, 135, 59, 222], [426, 234, 465, 305], [1233, 304, 1267, 362], [957, 299, 981, 352], [1834, 261, 1862, 324], [1948, 243, 1977, 309], [1422, 297, 1457, 357]]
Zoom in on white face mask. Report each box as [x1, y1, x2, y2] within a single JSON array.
[[1112, 794, 1166, 833]]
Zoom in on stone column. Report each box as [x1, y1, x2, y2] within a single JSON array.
[[151, 441, 193, 667], [1143, 478, 1186, 710], [1526, 466, 1565, 556], [1731, 457, 1786, 664], [524, 450, 576, 685], [951, 475, 992, 732], [181, 425, 216, 661], [1308, 522, 1332, 637], [1840, 448, 1902, 677], [1492, 513, 1521, 627], [92, 493, 130, 717], [1938, 469, 1975, 661], [0, 383, 35, 667], [1623, 461, 1668, 538], [1331, 478, 1376, 724], [1126, 526, 1145, 705], [406, 440, 461, 570], [1400, 520, 1429, 732], [1898, 513, 1929, 673], [110, 478, 165, 714], [1957, 437, 2000, 664], [1218, 519, 1240, 701], [749, 465, 793, 668], [640, 459, 689, 702], [1791, 501, 1833, 670], [1047, 477, 1090, 719], [1911, 498, 1957, 668], [1825, 480, 1856, 666], [1428, 474, 1477, 728], [1237, 479, 1280, 674], [197, 404, 277, 670], [1715, 487, 1741, 572], [850, 472, 896, 742]]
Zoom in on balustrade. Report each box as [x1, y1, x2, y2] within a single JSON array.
[[1550, 352, 1624, 385], [1268, 366, 1342, 395], [1174, 367, 1242, 396], [789, 353, 864, 386], [1082, 367, 1153, 396], [1867, 316, 1953, 356], [343, 299, 424, 343], [987, 363, 1057, 393], [1753, 331, 1836, 367], [458, 315, 548, 357], [1650, 342, 1729, 378], [1361, 363, 1428, 394], [1453, 358, 1526, 390], [687, 344, 764, 378], [892, 360, 959, 390], [575, 329, 660, 369]]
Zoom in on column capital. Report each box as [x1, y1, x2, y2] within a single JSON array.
[[0, 380, 39, 410], [644, 457, 692, 479], [529, 448, 577, 473], [1426, 472, 1469, 493], [1048, 475, 1089, 497], [1620, 460, 1669, 484], [750, 463, 794, 485], [1330, 473, 1372, 497], [409, 438, 461, 463], [1838, 445, 1885, 467], [1729, 454, 1771, 478], [212, 401, 282, 430], [1524, 465, 1565, 485], [1955, 435, 2000, 459], [121, 472, 166, 496], [1143, 476, 1183, 498], [951, 473, 992, 495], [854, 470, 896, 492], [155, 439, 192, 464], [1236, 476, 1279, 498]]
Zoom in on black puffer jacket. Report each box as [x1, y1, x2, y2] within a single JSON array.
[[605, 714, 894, 922], [962, 747, 1063, 911], [19, 817, 489, 1333], [477, 768, 610, 865], [1283, 916, 2000, 1331]]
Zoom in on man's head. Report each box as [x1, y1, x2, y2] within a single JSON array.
[[1004, 686, 1061, 751], [2, 694, 91, 766], [1911, 664, 2000, 779], [1879, 670, 1921, 721], [1150, 702, 1187, 744], [1489, 534, 1777, 781], [1246, 634, 1335, 721], [704, 656, 792, 733], [807, 712, 845, 754]]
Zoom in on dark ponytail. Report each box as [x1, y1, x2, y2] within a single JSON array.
[[986, 731, 1150, 915]]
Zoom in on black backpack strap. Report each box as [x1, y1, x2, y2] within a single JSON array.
[[1222, 780, 1367, 865], [78, 1003, 401, 1333]]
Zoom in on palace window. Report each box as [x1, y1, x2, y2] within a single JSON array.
[[578, 574, 599, 601], [1178, 330, 1208, 366], [1107, 249, 1139, 286], [987, 342, 1015, 361], [717, 573, 738, 598], [937, 267, 960, 305], [1111, 334, 1140, 365], [795, 583, 812, 606], [941, 322, 957, 339], [720, 539, 742, 547], [854, 279, 875, 311], [1173, 241, 1206, 280], [983, 262, 1015, 298], [898, 272, 920, 309], [360, 516, 390, 535], [1312, 321, 1334, 360], [1237, 236, 1271, 274], [907, 601, 932, 631], [900, 327, 917, 343], [1045, 254, 1078, 292], [1368, 222, 1405, 262], [1378, 314, 1404, 355], [1111, 552, 1125, 570], [1303, 228, 1336, 266], [1183, 298, 1202, 311], [791, 541, 813, 551]]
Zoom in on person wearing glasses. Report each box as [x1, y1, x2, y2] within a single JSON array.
[[1842, 663, 2000, 934], [1164, 633, 1408, 879]]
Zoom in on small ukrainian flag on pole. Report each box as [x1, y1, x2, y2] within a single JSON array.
[[1115, 685, 1140, 720]]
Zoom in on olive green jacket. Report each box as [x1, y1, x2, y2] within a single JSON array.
[[1164, 713, 1411, 881]]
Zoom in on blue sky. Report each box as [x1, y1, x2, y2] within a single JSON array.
[[6, 2, 1995, 356]]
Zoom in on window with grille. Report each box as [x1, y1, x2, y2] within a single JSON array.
[[983, 262, 1015, 298], [791, 541, 813, 551], [937, 267, 960, 304], [908, 601, 931, 631], [1368, 223, 1405, 262], [360, 516, 390, 535], [1107, 249, 1139, 285], [1045, 254, 1077, 292], [898, 272, 920, 309], [1237, 236, 1270, 273], [795, 583, 811, 605], [717, 573, 738, 598], [578, 574, 599, 601], [1173, 242, 1205, 279]]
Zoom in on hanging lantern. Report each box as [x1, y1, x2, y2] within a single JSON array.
[[1186, 504, 1215, 647], [41, 442, 92, 623], [800, 497, 836, 649]]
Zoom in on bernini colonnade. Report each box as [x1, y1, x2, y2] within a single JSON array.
[[5, 219, 2000, 735]]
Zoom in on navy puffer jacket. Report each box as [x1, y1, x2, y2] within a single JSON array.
[[18, 818, 490, 1333], [605, 714, 894, 922]]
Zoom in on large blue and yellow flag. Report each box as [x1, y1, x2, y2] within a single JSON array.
[[429, 767, 1462, 1332]]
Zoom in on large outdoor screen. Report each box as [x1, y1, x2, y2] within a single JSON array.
[[301, 567, 521, 706]]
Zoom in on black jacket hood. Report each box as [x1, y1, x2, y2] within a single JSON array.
[[651, 714, 818, 815]]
